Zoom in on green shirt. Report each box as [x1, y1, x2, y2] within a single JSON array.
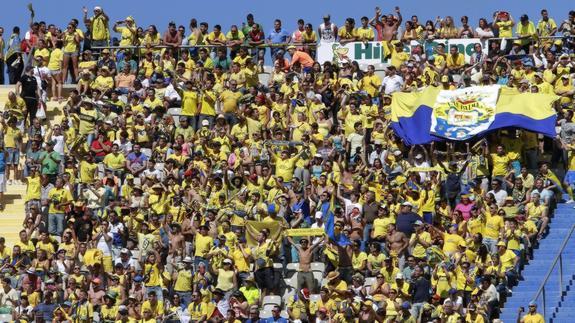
[[40, 151, 60, 175]]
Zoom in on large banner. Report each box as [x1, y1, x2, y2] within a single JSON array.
[[317, 38, 486, 65], [430, 85, 499, 140]]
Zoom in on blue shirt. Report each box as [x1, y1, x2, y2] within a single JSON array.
[[267, 28, 290, 44]]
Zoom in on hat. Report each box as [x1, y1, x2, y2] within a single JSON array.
[[323, 14, 330, 19], [393, 150, 402, 156], [448, 288, 457, 295], [560, 53, 569, 59], [414, 220, 423, 226], [441, 75, 449, 82], [183, 256, 193, 263], [286, 45, 296, 50], [223, 259, 233, 265], [561, 74, 570, 79], [401, 301, 411, 309], [133, 275, 144, 282], [105, 291, 118, 299], [529, 300, 537, 307], [326, 271, 340, 282], [401, 201, 413, 207], [497, 241, 507, 247], [244, 275, 255, 283], [201, 119, 210, 126], [300, 288, 310, 300], [315, 211, 323, 219], [125, 16, 134, 22], [374, 140, 382, 146], [45, 279, 55, 284], [314, 94, 322, 101], [396, 273, 404, 279], [101, 48, 110, 54], [151, 183, 163, 190], [94, 6, 102, 11], [118, 305, 128, 313], [415, 153, 423, 159]]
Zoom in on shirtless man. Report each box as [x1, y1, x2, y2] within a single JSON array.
[[287, 236, 323, 292], [386, 223, 409, 267], [166, 223, 186, 259], [381, 6, 402, 41], [181, 211, 195, 257]]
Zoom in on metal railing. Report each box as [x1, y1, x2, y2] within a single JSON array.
[[531, 223, 575, 320]]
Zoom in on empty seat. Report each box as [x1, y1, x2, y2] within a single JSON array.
[[262, 295, 282, 308], [284, 277, 297, 290], [311, 262, 325, 273]]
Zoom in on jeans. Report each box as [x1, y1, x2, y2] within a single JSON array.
[[0, 59, 4, 85], [223, 113, 238, 126], [176, 291, 192, 308], [410, 302, 424, 320], [484, 237, 498, 255], [296, 271, 315, 292], [525, 149, 538, 171], [48, 213, 65, 236], [362, 223, 373, 252]]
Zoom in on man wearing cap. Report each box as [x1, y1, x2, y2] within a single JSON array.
[[82, 6, 109, 50], [172, 256, 193, 307], [287, 288, 311, 321], [497, 240, 519, 286], [286, 45, 314, 72], [519, 301, 544, 323]]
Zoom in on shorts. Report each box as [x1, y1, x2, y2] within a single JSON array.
[[0, 174, 5, 193], [50, 70, 61, 76], [63, 52, 79, 58], [565, 171, 575, 186], [5, 148, 19, 165]]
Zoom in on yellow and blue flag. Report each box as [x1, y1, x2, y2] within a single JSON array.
[[391, 86, 558, 145]]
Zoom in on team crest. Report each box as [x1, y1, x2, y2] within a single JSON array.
[[431, 85, 499, 140]]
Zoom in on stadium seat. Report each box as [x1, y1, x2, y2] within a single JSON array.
[[262, 295, 282, 307], [259, 309, 271, 319], [0, 314, 12, 322], [286, 263, 299, 278], [284, 277, 297, 290], [311, 262, 325, 273]]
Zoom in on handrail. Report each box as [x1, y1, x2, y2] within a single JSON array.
[[531, 223, 575, 319]]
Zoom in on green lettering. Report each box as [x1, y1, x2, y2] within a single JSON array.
[[355, 43, 372, 60]]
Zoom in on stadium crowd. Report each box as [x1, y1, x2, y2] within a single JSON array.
[[0, 3, 574, 323]]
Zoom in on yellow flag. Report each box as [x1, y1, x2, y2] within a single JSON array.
[[245, 220, 282, 247]]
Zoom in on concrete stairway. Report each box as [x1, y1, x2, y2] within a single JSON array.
[[0, 85, 65, 244]]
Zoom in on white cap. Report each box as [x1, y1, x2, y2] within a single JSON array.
[[94, 6, 102, 11], [315, 211, 323, 219], [414, 220, 424, 226], [393, 150, 402, 156], [315, 94, 322, 101], [396, 273, 404, 279], [120, 248, 129, 254], [183, 256, 193, 263], [401, 202, 413, 207], [415, 154, 423, 159], [201, 120, 210, 126], [223, 259, 233, 264]]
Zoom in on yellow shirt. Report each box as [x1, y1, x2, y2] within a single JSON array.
[[351, 251, 368, 271], [200, 90, 217, 116], [117, 26, 136, 46], [411, 231, 431, 258], [356, 26, 374, 41], [144, 263, 161, 287], [63, 32, 79, 53], [103, 153, 126, 170], [373, 217, 395, 238], [194, 234, 213, 258], [3, 127, 21, 148], [91, 15, 109, 41], [48, 188, 73, 214], [522, 313, 544, 323], [443, 233, 464, 254], [484, 213, 503, 239], [174, 269, 193, 292], [496, 20, 514, 38], [219, 90, 242, 113], [274, 156, 298, 182], [188, 301, 209, 321], [490, 153, 512, 177]]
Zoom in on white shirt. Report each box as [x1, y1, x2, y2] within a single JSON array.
[[488, 189, 508, 206], [369, 149, 387, 166], [163, 83, 181, 101], [382, 75, 404, 94], [96, 232, 114, 256]]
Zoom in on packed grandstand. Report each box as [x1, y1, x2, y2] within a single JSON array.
[[0, 3, 574, 323]]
